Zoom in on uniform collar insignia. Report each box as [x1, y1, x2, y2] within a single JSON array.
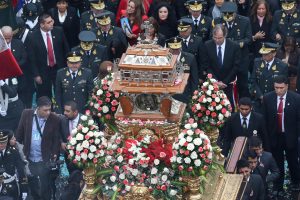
[[66, 70, 70, 76], [78, 70, 82, 76], [93, 49, 97, 55]]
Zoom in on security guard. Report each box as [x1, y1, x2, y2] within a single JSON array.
[[177, 17, 205, 80], [271, 0, 300, 46], [250, 43, 288, 111], [214, 1, 252, 98], [93, 12, 128, 60], [80, 0, 115, 31], [72, 30, 109, 78], [166, 37, 199, 104], [55, 51, 94, 113], [185, 0, 212, 42], [0, 130, 27, 200]]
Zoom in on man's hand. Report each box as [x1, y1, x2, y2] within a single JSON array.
[[217, 81, 227, 89], [22, 193, 27, 200], [34, 76, 42, 84], [275, 33, 282, 41]]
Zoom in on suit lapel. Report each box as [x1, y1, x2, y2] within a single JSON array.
[[37, 30, 47, 53], [223, 40, 230, 68]]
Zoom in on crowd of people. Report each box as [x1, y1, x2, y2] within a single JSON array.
[[1, 0, 300, 199]]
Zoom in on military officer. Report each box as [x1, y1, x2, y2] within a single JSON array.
[[250, 43, 288, 111], [186, 0, 212, 42], [0, 130, 27, 200], [177, 17, 206, 80], [271, 0, 300, 46], [55, 51, 94, 113], [166, 37, 199, 104], [80, 0, 115, 31], [214, 1, 252, 98], [72, 30, 109, 78], [94, 12, 128, 60]]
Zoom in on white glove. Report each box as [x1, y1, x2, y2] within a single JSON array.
[[0, 80, 5, 86], [22, 193, 27, 200]]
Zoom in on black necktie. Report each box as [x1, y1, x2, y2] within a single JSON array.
[[72, 72, 76, 80], [183, 39, 188, 47], [103, 32, 107, 40], [194, 19, 198, 28], [242, 117, 247, 129], [265, 62, 269, 70], [218, 46, 222, 67], [0, 151, 3, 159], [287, 14, 291, 23]]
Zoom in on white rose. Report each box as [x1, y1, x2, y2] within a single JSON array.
[[151, 177, 158, 184], [82, 127, 89, 134], [161, 175, 168, 182], [163, 168, 170, 174], [192, 123, 197, 128], [196, 103, 201, 110], [186, 136, 193, 142], [203, 82, 209, 87], [202, 98, 207, 103], [216, 105, 222, 110], [88, 120, 94, 126], [87, 131, 94, 137], [207, 152, 213, 159], [179, 138, 187, 146], [81, 153, 87, 160], [218, 114, 224, 121], [184, 124, 191, 129], [128, 159, 134, 165], [75, 133, 83, 141], [102, 106, 109, 113], [94, 104, 99, 109], [70, 138, 77, 145], [69, 150, 74, 157], [80, 115, 88, 121], [131, 169, 138, 176], [154, 159, 160, 165], [170, 156, 176, 162], [190, 151, 198, 159], [169, 189, 177, 196], [75, 155, 81, 161], [187, 143, 195, 151], [206, 90, 212, 96], [96, 89, 103, 96], [90, 145, 96, 152], [207, 97, 212, 102], [117, 156, 123, 163], [225, 111, 230, 117], [194, 159, 201, 167], [193, 138, 202, 146], [82, 140, 89, 148], [125, 186, 131, 191], [110, 175, 116, 182], [88, 153, 94, 159], [215, 97, 220, 103], [119, 173, 125, 180], [208, 106, 214, 111], [187, 130, 193, 136], [71, 128, 78, 136], [76, 144, 82, 151], [176, 157, 182, 164], [112, 185, 118, 191], [94, 138, 100, 145], [151, 168, 158, 174], [208, 85, 214, 91], [184, 157, 191, 164], [172, 143, 179, 150]]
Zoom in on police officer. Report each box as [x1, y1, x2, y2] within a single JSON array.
[[215, 1, 252, 98], [166, 37, 199, 104], [0, 130, 27, 200], [80, 0, 115, 31], [271, 0, 300, 46], [93, 12, 128, 60], [177, 17, 205, 80], [72, 30, 109, 78], [55, 51, 94, 113], [186, 0, 212, 42], [250, 43, 288, 111]]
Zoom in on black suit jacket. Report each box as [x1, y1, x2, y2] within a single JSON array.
[[242, 174, 265, 200], [222, 111, 269, 156], [60, 114, 82, 143], [49, 6, 80, 48], [263, 91, 300, 149], [27, 27, 69, 78], [204, 39, 241, 84], [186, 15, 212, 42]]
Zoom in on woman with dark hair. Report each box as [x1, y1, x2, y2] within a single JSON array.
[[120, 0, 148, 45], [153, 2, 178, 40], [276, 36, 300, 91], [250, 0, 272, 58], [142, 17, 166, 46]]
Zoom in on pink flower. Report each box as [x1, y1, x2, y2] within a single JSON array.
[[178, 165, 184, 171], [187, 166, 193, 172], [111, 100, 118, 106], [93, 158, 98, 164], [161, 185, 167, 191], [114, 92, 120, 98], [206, 110, 211, 116], [85, 135, 90, 140], [123, 179, 129, 185], [160, 152, 166, 158], [106, 92, 112, 98], [188, 118, 194, 124], [198, 147, 203, 152], [184, 150, 190, 156], [85, 110, 91, 115], [221, 108, 227, 114], [114, 166, 119, 171]]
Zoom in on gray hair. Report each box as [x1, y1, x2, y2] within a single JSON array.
[[1, 26, 13, 35], [212, 24, 227, 37]]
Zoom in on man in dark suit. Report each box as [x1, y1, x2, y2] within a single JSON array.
[[94, 12, 127, 60], [215, 1, 252, 98], [251, 43, 288, 112], [248, 136, 280, 196], [16, 96, 61, 200], [55, 51, 94, 113], [186, 0, 212, 42], [204, 24, 241, 108], [222, 97, 269, 156], [236, 159, 265, 200], [177, 17, 206, 80], [166, 37, 199, 104], [262, 75, 300, 194], [48, 0, 80, 48], [72, 30, 109, 78], [80, 0, 115, 31], [27, 13, 69, 100]]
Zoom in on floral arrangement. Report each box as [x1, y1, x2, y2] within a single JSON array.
[[100, 135, 182, 199], [190, 73, 232, 131], [87, 73, 119, 126], [171, 118, 213, 177]]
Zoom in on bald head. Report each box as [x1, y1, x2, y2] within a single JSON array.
[[1, 26, 13, 44]]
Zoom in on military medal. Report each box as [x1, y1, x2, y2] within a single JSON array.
[[78, 71, 82, 76], [272, 66, 276, 71], [260, 63, 264, 68], [93, 49, 97, 55], [293, 13, 297, 18], [201, 18, 205, 24], [282, 13, 286, 17], [90, 15, 93, 20], [109, 30, 113, 35]]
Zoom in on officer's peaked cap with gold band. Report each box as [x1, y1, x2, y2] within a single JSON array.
[[220, 2, 237, 13], [67, 51, 82, 63], [281, 0, 296, 11], [0, 130, 8, 143], [166, 37, 183, 49], [89, 0, 105, 10], [259, 43, 280, 54], [186, 0, 204, 11], [96, 12, 111, 25], [178, 18, 193, 32], [79, 30, 96, 42]]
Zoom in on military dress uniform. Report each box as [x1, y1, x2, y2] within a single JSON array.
[[0, 132, 27, 200], [55, 52, 94, 113]]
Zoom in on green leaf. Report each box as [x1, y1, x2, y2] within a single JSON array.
[[111, 190, 118, 200], [92, 185, 102, 194], [96, 168, 114, 176], [170, 181, 188, 186]]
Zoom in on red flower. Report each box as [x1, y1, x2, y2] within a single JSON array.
[[197, 113, 203, 118], [221, 108, 227, 114], [211, 102, 216, 107], [206, 110, 211, 116], [161, 185, 167, 191], [85, 135, 90, 140], [111, 100, 118, 106], [105, 98, 110, 102], [198, 147, 203, 152], [178, 165, 184, 171], [184, 150, 190, 156], [102, 85, 108, 90], [106, 92, 112, 98], [111, 107, 116, 112], [211, 112, 217, 118], [83, 149, 89, 154], [85, 109, 91, 115], [123, 179, 129, 185], [97, 100, 103, 105], [187, 166, 193, 172], [203, 165, 208, 171], [93, 158, 98, 164], [105, 114, 111, 120]]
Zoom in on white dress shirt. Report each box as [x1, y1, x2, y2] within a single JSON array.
[[240, 113, 251, 128], [40, 29, 57, 65], [58, 10, 67, 23], [216, 40, 226, 64], [69, 114, 80, 135]]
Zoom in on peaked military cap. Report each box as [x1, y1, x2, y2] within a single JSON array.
[[281, 0, 296, 10], [78, 30, 97, 42], [166, 37, 183, 49], [220, 2, 237, 13], [67, 51, 82, 63], [89, 0, 105, 10], [178, 18, 193, 32], [96, 12, 111, 25], [259, 43, 280, 54], [0, 130, 8, 143], [186, 0, 205, 11]]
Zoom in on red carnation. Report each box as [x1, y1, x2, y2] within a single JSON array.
[[211, 112, 217, 118], [221, 108, 227, 114]]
